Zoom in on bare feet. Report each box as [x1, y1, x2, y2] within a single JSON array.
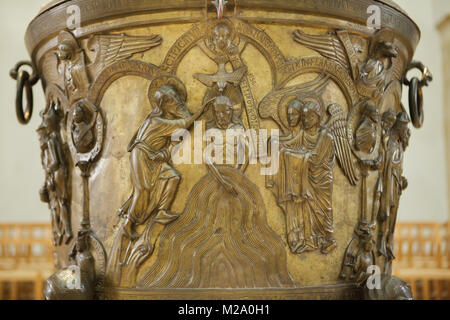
[[321, 239, 337, 254], [288, 231, 304, 253]]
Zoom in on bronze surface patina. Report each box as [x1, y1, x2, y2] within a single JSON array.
[[10, 0, 431, 300]]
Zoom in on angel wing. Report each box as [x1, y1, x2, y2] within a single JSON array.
[[193, 66, 247, 91], [89, 34, 162, 75], [223, 66, 247, 86], [326, 103, 359, 185], [193, 73, 216, 87], [293, 30, 351, 72]]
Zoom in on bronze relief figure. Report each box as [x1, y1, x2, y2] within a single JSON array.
[[11, 0, 433, 300], [354, 104, 380, 154], [371, 109, 397, 223], [38, 104, 73, 246], [138, 96, 293, 288], [106, 75, 211, 286], [57, 31, 91, 98], [378, 112, 411, 270], [266, 96, 359, 255], [56, 30, 162, 103], [71, 104, 97, 154]]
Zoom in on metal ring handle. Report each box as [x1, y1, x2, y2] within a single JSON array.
[[403, 61, 432, 87], [15, 70, 34, 125], [10, 61, 39, 125], [403, 61, 432, 129], [408, 77, 424, 129], [10, 61, 39, 85]]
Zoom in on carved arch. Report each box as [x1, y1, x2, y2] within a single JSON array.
[[159, 19, 285, 88], [88, 60, 160, 106], [279, 57, 360, 109]]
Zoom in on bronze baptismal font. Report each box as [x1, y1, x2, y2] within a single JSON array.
[[10, 0, 432, 300]]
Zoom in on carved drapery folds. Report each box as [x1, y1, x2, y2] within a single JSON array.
[[13, 0, 431, 300], [40, 30, 163, 298], [38, 94, 72, 247]]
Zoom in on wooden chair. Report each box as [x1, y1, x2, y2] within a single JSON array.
[[394, 222, 442, 269], [0, 269, 53, 300], [0, 223, 54, 300], [393, 222, 450, 300], [442, 222, 450, 269]]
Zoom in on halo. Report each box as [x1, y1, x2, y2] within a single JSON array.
[[206, 18, 238, 48], [299, 95, 325, 123], [278, 91, 325, 130], [205, 95, 243, 128], [300, 96, 325, 119], [259, 74, 330, 134], [202, 85, 243, 106], [147, 75, 187, 109], [278, 94, 300, 130]]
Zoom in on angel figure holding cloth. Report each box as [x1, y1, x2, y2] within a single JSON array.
[[265, 94, 359, 255]]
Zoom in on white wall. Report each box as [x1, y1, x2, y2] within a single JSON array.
[[0, 0, 448, 223], [0, 1, 49, 222], [433, 0, 450, 26], [395, 0, 449, 222]]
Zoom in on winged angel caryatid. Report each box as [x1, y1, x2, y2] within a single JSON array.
[[293, 29, 401, 106], [57, 30, 162, 99], [260, 76, 359, 254]]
